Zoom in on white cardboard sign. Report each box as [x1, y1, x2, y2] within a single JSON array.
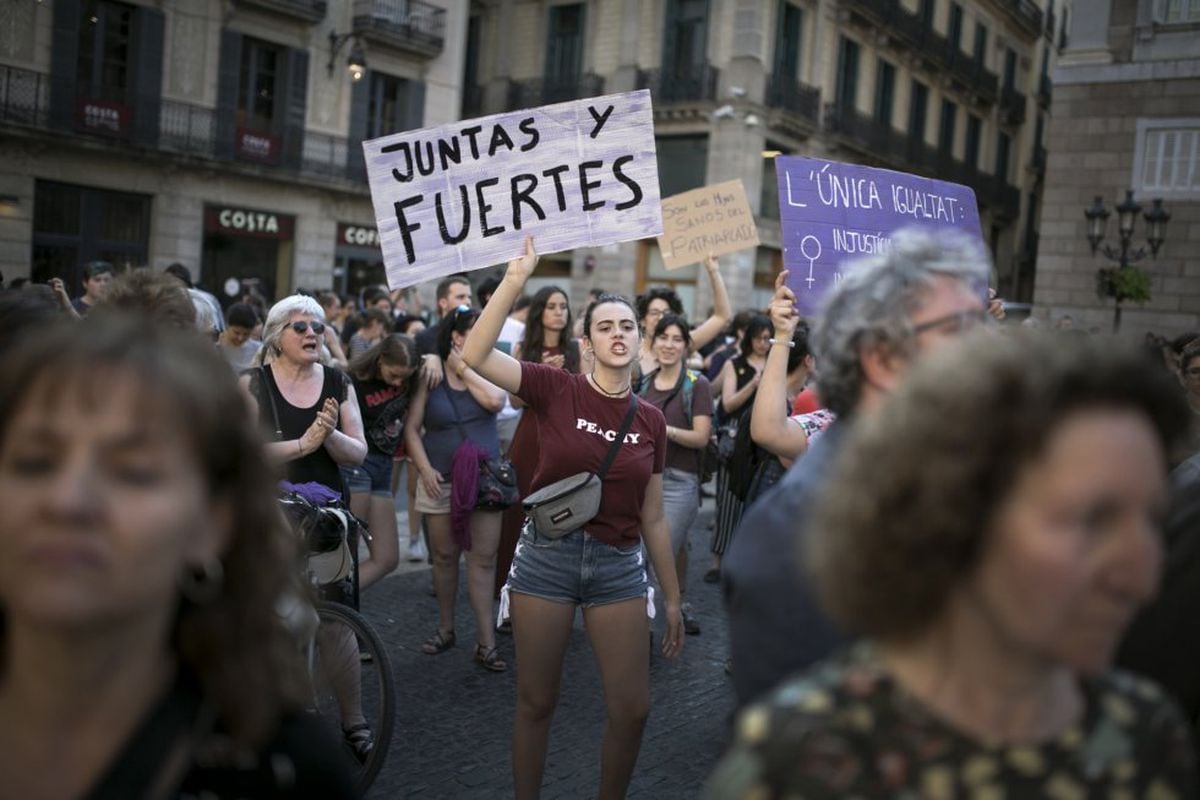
[[363, 90, 663, 289]]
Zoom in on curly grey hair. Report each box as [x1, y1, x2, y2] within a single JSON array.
[[257, 294, 326, 365], [813, 227, 990, 416]]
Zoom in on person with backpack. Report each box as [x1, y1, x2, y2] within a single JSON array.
[[706, 314, 772, 583], [638, 314, 713, 635]]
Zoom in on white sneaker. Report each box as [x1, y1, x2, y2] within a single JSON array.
[[407, 537, 428, 562]]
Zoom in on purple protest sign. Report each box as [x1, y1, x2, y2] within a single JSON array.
[[775, 156, 983, 316]]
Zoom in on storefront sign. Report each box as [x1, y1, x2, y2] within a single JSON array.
[[363, 89, 662, 289], [775, 156, 983, 315], [337, 223, 380, 249], [76, 98, 128, 137], [236, 127, 281, 164], [657, 180, 759, 270], [204, 205, 295, 239]]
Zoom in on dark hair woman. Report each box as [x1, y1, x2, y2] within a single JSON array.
[[706, 313, 772, 583], [638, 314, 714, 636], [707, 331, 1197, 798], [634, 254, 732, 378], [403, 306, 509, 671], [462, 237, 684, 800], [0, 316, 354, 797], [493, 286, 582, 600], [344, 334, 419, 590]]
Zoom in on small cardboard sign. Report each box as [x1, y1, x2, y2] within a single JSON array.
[[362, 90, 663, 289], [775, 156, 984, 315], [656, 180, 760, 270]]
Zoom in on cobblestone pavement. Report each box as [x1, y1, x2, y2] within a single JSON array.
[[358, 498, 737, 799]]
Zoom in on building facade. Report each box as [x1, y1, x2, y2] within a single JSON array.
[[464, 0, 1065, 314], [0, 0, 467, 304], [1033, 0, 1200, 335]]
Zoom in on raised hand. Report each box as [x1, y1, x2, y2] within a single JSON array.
[[769, 269, 800, 337], [504, 235, 539, 285]]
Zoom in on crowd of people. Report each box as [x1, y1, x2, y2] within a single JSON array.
[[3, 225, 1200, 797]]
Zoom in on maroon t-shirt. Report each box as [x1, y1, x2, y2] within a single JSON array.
[[640, 372, 714, 473], [517, 362, 667, 548]]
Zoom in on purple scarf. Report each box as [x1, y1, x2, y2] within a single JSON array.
[[449, 440, 489, 550]]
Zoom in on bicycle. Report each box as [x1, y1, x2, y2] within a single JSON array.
[[278, 492, 396, 796]]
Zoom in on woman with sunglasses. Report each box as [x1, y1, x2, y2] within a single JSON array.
[[404, 305, 509, 671], [239, 295, 376, 759], [462, 237, 684, 800]]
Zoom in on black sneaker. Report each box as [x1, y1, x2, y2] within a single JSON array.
[[681, 603, 701, 635]]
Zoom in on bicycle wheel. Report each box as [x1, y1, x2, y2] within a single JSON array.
[[310, 601, 395, 796]]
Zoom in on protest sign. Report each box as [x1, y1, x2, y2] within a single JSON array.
[[363, 90, 662, 289], [657, 180, 760, 270], [775, 156, 983, 315]]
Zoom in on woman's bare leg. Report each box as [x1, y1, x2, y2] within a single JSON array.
[[359, 494, 399, 590], [511, 593, 576, 800], [425, 513, 459, 636], [583, 598, 651, 800], [465, 511, 502, 652]]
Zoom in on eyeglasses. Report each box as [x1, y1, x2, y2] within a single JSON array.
[[911, 308, 988, 336], [290, 320, 326, 335]]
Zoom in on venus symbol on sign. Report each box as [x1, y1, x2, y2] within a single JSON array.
[[799, 235, 821, 288]]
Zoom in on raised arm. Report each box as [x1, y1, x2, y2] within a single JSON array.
[[686, 255, 732, 352], [461, 236, 538, 394], [751, 270, 810, 460]]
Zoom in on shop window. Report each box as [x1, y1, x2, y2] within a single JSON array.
[[238, 38, 282, 132], [32, 180, 150, 287]]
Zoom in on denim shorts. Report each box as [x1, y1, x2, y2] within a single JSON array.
[[343, 451, 394, 497], [499, 524, 650, 619], [661, 467, 700, 554]]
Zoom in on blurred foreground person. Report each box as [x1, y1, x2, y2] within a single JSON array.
[[707, 332, 1196, 798], [0, 316, 354, 798], [723, 228, 990, 707]]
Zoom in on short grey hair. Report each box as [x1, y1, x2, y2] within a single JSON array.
[[813, 227, 990, 416], [257, 295, 325, 365], [188, 289, 218, 339]]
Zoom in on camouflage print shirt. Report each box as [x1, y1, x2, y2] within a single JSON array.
[[705, 643, 1197, 799]]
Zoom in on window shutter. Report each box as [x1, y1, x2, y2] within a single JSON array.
[[214, 30, 242, 160], [661, 0, 680, 76], [281, 47, 309, 170], [131, 7, 165, 148], [404, 79, 426, 129], [347, 72, 370, 181], [49, 0, 82, 131]]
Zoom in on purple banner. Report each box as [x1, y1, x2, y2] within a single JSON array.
[[776, 157, 983, 316]]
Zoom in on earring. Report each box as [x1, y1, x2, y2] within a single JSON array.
[[180, 557, 225, 604]]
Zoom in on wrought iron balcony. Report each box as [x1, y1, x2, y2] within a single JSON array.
[[232, 0, 326, 23], [159, 100, 218, 159], [1004, 0, 1044, 40], [0, 65, 49, 129], [506, 74, 605, 111], [998, 86, 1027, 126], [941, 45, 999, 104], [636, 64, 719, 105], [765, 73, 820, 126], [353, 0, 446, 58]]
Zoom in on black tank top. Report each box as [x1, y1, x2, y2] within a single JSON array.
[[252, 364, 349, 493]]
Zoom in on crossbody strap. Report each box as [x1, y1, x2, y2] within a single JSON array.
[[441, 379, 472, 442], [596, 393, 638, 480], [258, 366, 283, 440]]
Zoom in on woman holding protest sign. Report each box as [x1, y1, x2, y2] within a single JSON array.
[[462, 236, 684, 800], [493, 286, 582, 603], [636, 254, 732, 378]]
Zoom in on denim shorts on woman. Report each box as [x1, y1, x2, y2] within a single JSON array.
[[498, 524, 652, 622], [342, 451, 394, 497]]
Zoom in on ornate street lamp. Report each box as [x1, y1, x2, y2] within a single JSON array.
[[1085, 190, 1169, 333], [328, 32, 367, 82]]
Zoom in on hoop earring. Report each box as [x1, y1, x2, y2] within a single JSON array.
[[180, 558, 225, 604]]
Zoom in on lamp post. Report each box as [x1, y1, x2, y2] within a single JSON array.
[[328, 32, 367, 82], [1084, 189, 1169, 333]]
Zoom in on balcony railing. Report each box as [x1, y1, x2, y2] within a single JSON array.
[[353, 0, 446, 58], [1037, 73, 1052, 107], [998, 86, 1027, 127], [159, 100, 217, 159], [233, 0, 327, 23], [0, 65, 49, 129], [766, 73, 820, 125], [1005, 0, 1044, 39], [941, 46, 999, 104], [302, 131, 351, 178], [636, 64, 719, 105], [506, 74, 605, 111]]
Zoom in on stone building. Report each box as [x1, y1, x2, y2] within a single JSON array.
[[464, 0, 1065, 314], [1033, 0, 1200, 335], [0, 0, 467, 304]]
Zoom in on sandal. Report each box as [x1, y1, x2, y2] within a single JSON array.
[[474, 643, 507, 672], [421, 629, 456, 655], [343, 723, 374, 764]]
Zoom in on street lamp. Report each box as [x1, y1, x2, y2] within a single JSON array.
[[328, 32, 367, 82], [1084, 189, 1170, 333]]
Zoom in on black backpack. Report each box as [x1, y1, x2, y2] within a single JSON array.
[[725, 394, 785, 502]]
